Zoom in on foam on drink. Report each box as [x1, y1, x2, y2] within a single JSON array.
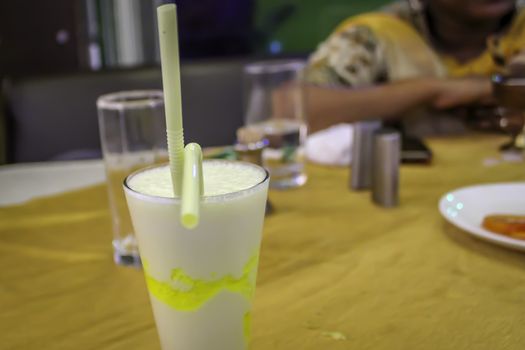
[[128, 161, 266, 198]]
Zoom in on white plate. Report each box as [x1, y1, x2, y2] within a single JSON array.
[[438, 183, 525, 251]]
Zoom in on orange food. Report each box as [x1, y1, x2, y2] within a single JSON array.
[[482, 214, 525, 240]]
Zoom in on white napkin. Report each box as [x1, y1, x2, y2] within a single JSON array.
[[305, 123, 353, 166]]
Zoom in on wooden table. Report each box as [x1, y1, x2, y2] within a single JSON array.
[[1, 134, 524, 349]]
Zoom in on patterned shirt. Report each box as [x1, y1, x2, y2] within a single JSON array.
[[305, 1, 525, 88], [304, 2, 525, 135]]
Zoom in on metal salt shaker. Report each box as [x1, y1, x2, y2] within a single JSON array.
[[371, 128, 401, 207], [350, 120, 382, 190]]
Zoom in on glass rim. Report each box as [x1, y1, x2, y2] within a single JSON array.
[[97, 90, 164, 110], [244, 59, 306, 75], [123, 159, 270, 204]]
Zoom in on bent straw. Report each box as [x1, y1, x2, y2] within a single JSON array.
[[157, 4, 184, 196], [181, 143, 203, 229]]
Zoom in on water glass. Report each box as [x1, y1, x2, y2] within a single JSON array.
[[243, 60, 307, 189], [97, 90, 167, 266]]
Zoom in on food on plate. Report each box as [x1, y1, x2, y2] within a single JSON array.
[[482, 214, 525, 239]]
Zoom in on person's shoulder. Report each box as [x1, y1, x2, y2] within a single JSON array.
[[333, 2, 419, 38], [380, 0, 415, 22], [503, 2, 525, 38], [513, 1, 525, 22]]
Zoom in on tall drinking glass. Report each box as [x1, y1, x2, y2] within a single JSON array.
[[124, 160, 269, 350], [97, 90, 167, 266], [492, 75, 525, 152], [243, 60, 307, 189]]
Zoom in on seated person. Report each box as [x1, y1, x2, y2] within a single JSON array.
[[303, 0, 525, 137]]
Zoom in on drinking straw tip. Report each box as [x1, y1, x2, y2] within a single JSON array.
[[181, 214, 198, 229], [157, 3, 175, 13], [187, 142, 202, 152]]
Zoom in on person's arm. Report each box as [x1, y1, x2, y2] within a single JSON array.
[[305, 77, 493, 133]]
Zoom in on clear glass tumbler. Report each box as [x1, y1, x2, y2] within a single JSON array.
[[97, 90, 167, 266], [243, 60, 308, 189]]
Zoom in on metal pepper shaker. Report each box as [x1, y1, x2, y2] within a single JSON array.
[[371, 128, 400, 207], [350, 120, 382, 190]]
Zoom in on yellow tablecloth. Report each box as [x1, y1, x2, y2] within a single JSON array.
[[1, 134, 524, 349]]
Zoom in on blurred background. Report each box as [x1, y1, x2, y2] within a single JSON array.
[[0, 0, 390, 164]]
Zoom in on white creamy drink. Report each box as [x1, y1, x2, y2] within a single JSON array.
[[124, 160, 269, 350]]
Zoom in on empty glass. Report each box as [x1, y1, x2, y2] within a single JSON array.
[[97, 90, 167, 266]]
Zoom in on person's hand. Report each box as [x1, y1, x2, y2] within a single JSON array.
[[432, 77, 493, 110]]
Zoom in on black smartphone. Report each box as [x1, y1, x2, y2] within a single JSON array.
[[401, 137, 432, 164]]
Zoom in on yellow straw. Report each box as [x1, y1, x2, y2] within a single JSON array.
[[157, 4, 184, 196], [181, 143, 203, 229]]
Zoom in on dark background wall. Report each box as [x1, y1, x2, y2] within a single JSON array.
[[0, 0, 392, 78], [0, 0, 392, 164]]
